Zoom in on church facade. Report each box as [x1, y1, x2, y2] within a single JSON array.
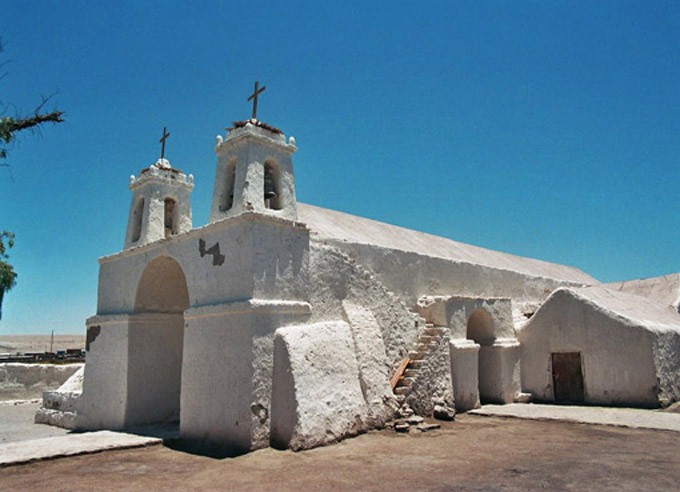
[[72, 116, 680, 452]]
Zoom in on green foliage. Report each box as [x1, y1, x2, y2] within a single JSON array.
[[0, 231, 17, 289], [0, 231, 17, 320]]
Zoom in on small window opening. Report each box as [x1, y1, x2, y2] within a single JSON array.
[[131, 198, 144, 243], [220, 159, 237, 211], [264, 161, 282, 210], [164, 198, 177, 237]]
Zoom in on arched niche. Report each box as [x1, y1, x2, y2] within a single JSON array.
[[134, 255, 189, 313], [467, 308, 495, 345]]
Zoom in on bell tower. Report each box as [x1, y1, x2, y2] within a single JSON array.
[[124, 149, 194, 249], [209, 119, 298, 223], [210, 82, 298, 223]]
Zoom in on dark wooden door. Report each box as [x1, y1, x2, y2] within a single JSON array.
[[551, 352, 584, 403]]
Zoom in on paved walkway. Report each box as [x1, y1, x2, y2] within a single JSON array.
[[470, 403, 680, 432], [0, 401, 71, 444], [0, 431, 162, 466]]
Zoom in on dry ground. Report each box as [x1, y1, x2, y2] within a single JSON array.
[[0, 335, 85, 355], [2, 414, 678, 491]]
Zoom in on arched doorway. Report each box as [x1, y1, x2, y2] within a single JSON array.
[[467, 308, 496, 403], [126, 256, 189, 426]]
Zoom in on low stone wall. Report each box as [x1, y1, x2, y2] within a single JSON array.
[[0, 363, 83, 401]]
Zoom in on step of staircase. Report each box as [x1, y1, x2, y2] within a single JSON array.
[[408, 350, 425, 360], [396, 376, 416, 388], [392, 321, 449, 397], [424, 326, 447, 336]]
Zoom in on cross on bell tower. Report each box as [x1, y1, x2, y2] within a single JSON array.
[[159, 127, 170, 159], [247, 81, 266, 120]]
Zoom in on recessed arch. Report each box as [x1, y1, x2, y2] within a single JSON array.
[[467, 308, 495, 345], [127, 255, 189, 426], [134, 255, 190, 313]]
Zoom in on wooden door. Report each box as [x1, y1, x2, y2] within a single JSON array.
[[551, 352, 584, 403]]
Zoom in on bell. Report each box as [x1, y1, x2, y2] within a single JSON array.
[[264, 174, 277, 200]]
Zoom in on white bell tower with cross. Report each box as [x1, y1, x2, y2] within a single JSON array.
[[124, 127, 194, 249], [209, 82, 299, 223]]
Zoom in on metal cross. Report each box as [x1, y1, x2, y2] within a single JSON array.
[[159, 127, 170, 159], [247, 81, 266, 119]]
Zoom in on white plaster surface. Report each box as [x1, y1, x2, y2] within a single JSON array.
[[0, 431, 161, 466], [180, 300, 311, 452], [270, 321, 370, 450], [607, 273, 680, 313], [298, 203, 596, 304], [341, 301, 398, 424], [478, 339, 521, 404], [77, 317, 131, 430], [308, 244, 423, 367], [450, 339, 480, 411], [98, 213, 310, 314]]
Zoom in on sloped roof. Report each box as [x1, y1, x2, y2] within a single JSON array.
[[606, 274, 680, 311], [297, 203, 597, 285], [566, 285, 680, 334]]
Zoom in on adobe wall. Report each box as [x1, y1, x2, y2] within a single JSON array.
[[96, 213, 309, 315], [325, 242, 585, 308], [307, 243, 423, 368]]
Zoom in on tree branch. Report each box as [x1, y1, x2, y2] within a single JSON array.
[[7, 110, 64, 133]]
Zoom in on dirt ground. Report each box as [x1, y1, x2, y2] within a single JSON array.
[[0, 335, 85, 354], [2, 414, 678, 491]]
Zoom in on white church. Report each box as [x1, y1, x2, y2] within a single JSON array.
[[38, 88, 680, 452]]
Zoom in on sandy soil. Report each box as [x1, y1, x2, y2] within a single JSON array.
[[0, 335, 85, 355], [2, 415, 678, 491]]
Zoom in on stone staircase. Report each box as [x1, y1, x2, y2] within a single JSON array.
[[392, 323, 448, 398]]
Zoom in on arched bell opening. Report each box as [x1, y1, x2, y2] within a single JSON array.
[[164, 198, 178, 238], [220, 158, 237, 212], [264, 159, 282, 210], [130, 197, 144, 244], [467, 308, 497, 404], [126, 255, 189, 427]]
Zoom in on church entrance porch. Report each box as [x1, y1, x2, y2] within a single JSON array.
[[76, 256, 189, 430]]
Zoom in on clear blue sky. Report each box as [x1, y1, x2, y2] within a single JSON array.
[[1, 1, 679, 335]]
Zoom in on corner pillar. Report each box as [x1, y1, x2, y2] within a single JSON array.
[[180, 300, 311, 453]]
